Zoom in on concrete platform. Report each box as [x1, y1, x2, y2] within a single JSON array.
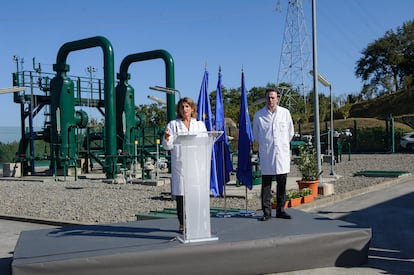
[[12, 209, 371, 275]]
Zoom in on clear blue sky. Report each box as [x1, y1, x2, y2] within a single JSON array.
[[0, 0, 413, 127]]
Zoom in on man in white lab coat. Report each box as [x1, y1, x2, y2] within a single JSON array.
[[253, 88, 294, 221]]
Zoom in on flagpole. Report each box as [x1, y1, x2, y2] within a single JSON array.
[[244, 140, 249, 211], [237, 67, 255, 217], [239, 141, 255, 216], [245, 185, 248, 211], [244, 141, 252, 211], [215, 66, 233, 218], [216, 139, 232, 217], [222, 141, 227, 212], [240, 184, 255, 216]]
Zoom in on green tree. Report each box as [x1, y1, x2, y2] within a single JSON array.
[[399, 20, 414, 90], [88, 117, 104, 130], [136, 103, 167, 127], [0, 141, 19, 163], [355, 20, 414, 96], [338, 102, 352, 120]]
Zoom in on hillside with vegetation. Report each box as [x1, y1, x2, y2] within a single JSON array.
[[299, 117, 412, 135], [349, 89, 414, 119], [347, 89, 414, 129]]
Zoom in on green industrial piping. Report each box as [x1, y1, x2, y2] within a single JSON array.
[[118, 49, 176, 122], [55, 36, 117, 179]]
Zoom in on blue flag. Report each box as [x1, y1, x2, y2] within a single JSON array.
[[197, 70, 214, 130], [214, 68, 234, 196], [236, 70, 254, 189], [197, 70, 219, 196]]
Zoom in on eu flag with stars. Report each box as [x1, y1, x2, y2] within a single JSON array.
[[197, 70, 219, 196], [214, 68, 234, 196], [236, 70, 254, 189]]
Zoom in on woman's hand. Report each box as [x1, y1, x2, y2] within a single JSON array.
[[164, 128, 171, 141]]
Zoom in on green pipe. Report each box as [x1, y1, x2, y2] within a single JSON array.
[[50, 67, 75, 171], [118, 49, 176, 122], [55, 35, 116, 179]]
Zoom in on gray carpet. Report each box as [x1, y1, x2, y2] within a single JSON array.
[[12, 209, 371, 275]]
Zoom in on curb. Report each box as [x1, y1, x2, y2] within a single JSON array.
[[296, 174, 414, 211], [0, 214, 89, 227]]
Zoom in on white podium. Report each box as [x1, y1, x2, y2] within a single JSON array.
[[174, 131, 221, 243]]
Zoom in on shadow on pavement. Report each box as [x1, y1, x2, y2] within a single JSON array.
[[316, 191, 414, 274], [0, 257, 12, 275]]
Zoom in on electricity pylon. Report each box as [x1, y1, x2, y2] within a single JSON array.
[[277, 0, 312, 113]]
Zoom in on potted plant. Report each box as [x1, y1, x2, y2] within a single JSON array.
[[296, 145, 322, 198], [272, 197, 289, 209], [286, 191, 302, 207], [300, 187, 314, 203], [271, 197, 277, 209]]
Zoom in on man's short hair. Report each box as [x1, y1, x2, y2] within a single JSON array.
[[265, 88, 281, 97]]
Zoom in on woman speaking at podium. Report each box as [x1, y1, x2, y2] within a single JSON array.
[[162, 97, 207, 233]]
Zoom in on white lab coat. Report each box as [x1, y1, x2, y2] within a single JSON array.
[[253, 106, 294, 175], [162, 118, 207, 196]]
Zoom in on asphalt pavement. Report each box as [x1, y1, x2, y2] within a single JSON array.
[[279, 176, 414, 275], [0, 219, 54, 275], [1, 176, 414, 275]]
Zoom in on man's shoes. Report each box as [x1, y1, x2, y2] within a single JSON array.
[[276, 212, 292, 219], [259, 215, 271, 221]]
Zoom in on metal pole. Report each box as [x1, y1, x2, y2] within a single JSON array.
[[330, 85, 335, 176], [29, 72, 35, 175], [134, 140, 138, 174], [216, 140, 233, 218], [311, 0, 322, 178], [156, 139, 160, 180], [87, 66, 96, 103], [390, 115, 395, 153]]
